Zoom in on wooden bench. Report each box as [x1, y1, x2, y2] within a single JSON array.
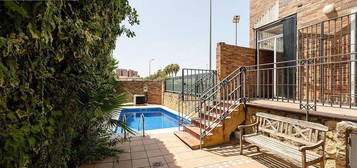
[[238, 112, 328, 168]]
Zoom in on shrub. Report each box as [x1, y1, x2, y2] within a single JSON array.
[[0, 1, 138, 167]]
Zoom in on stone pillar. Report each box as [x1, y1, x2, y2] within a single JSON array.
[[336, 121, 357, 168]]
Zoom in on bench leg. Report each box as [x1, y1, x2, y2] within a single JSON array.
[[240, 136, 243, 155], [256, 146, 260, 152], [320, 160, 325, 168]]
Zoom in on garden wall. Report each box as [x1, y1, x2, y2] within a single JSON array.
[[162, 92, 180, 111], [216, 43, 256, 81], [118, 80, 163, 104]]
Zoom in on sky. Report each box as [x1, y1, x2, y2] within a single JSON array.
[[112, 0, 250, 77]]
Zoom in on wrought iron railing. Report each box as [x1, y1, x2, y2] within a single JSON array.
[[247, 12, 357, 112], [178, 69, 217, 128], [199, 67, 247, 146]]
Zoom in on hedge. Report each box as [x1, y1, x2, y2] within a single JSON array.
[[0, 1, 138, 167]]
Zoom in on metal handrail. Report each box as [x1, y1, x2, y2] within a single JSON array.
[[199, 67, 246, 142], [121, 114, 127, 139], [178, 69, 217, 128], [140, 113, 145, 137]]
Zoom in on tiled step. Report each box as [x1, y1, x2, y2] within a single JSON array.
[[206, 105, 236, 114], [199, 112, 220, 121], [174, 131, 201, 150], [191, 118, 222, 129], [213, 100, 241, 107], [199, 112, 231, 121], [183, 125, 212, 139]]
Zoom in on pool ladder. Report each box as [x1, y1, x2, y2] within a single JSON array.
[[121, 113, 145, 138], [139, 113, 145, 137]]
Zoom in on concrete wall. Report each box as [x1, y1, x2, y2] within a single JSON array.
[[118, 81, 163, 104]]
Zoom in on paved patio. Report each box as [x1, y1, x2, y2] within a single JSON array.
[[80, 133, 299, 168]]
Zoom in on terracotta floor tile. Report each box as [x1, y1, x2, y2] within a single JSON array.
[[167, 163, 182, 168], [94, 162, 113, 168], [163, 154, 176, 163], [160, 148, 171, 155], [143, 139, 158, 145], [131, 145, 145, 152], [147, 149, 163, 157], [116, 142, 130, 147], [130, 136, 144, 141], [132, 158, 150, 168], [131, 151, 148, 160], [119, 145, 131, 153], [144, 144, 159, 150], [149, 156, 167, 166], [80, 164, 95, 168], [169, 147, 191, 154], [95, 156, 118, 163], [82, 133, 295, 168], [116, 160, 132, 168], [119, 153, 131, 161], [130, 140, 143, 146]]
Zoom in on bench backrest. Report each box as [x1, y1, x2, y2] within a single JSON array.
[[256, 112, 329, 145]]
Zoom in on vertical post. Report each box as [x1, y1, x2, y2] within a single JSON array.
[[351, 12, 357, 105], [235, 22, 238, 45], [243, 67, 246, 99], [256, 30, 260, 98], [123, 114, 127, 139], [273, 37, 277, 99], [209, 0, 212, 70], [141, 113, 145, 137], [320, 22, 325, 106]]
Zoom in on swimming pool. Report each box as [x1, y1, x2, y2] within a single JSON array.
[[115, 107, 190, 133]]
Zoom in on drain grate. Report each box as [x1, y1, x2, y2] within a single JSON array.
[[152, 161, 164, 167]]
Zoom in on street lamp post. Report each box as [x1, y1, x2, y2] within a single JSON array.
[[149, 59, 155, 76], [233, 15, 240, 46], [209, 0, 212, 70]]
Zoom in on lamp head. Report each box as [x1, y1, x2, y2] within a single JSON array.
[[233, 15, 240, 23]]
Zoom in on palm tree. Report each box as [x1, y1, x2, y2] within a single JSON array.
[[171, 64, 180, 76], [164, 65, 172, 77]]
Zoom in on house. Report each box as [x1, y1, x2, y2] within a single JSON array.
[[115, 68, 141, 80], [167, 1, 357, 168]]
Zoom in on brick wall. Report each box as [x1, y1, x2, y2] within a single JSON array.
[[250, 0, 357, 48], [118, 81, 163, 104], [216, 43, 256, 81]]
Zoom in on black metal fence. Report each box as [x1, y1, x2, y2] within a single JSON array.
[[164, 76, 183, 93], [164, 69, 217, 94]]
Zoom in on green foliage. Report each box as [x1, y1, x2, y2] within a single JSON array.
[[147, 64, 180, 80], [0, 1, 138, 167]]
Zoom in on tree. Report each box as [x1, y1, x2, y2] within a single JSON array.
[[0, 1, 138, 167], [171, 64, 180, 76]]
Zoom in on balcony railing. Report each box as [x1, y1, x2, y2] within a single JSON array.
[[247, 12, 357, 111]]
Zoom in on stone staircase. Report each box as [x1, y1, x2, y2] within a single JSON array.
[[175, 67, 247, 149], [174, 103, 245, 149]]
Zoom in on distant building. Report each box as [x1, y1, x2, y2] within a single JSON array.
[[115, 69, 141, 80]]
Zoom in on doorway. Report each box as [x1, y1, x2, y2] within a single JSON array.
[[256, 14, 297, 100]]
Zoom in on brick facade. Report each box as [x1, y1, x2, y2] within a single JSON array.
[[250, 0, 357, 48], [115, 69, 140, 80], [118, 81, 163, 104], [216, 43, 256, 81]]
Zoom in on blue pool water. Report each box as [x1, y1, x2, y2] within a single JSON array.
[[115, 108, 190, 133]]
